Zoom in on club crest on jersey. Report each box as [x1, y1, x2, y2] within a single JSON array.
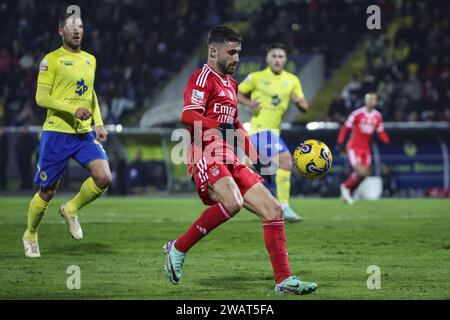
[[39, 59, 48, 72], [271, 95, 281, 106], [85, 58, 91, 66], [191, 89, 205, 104], [209, 164, 220, 177], [76, 78, 88, 96]]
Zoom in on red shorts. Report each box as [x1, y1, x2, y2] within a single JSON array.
[[192, 156, 264, 206], [347, 147, 371, 168]]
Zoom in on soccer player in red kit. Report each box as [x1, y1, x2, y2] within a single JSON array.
[[337, 92, 390, 204], [163, 26, 317, 295]]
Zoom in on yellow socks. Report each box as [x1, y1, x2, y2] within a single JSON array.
[[24, 193, 50, 241], [65, 177, 107, 217], [276, 168, 291, 207]]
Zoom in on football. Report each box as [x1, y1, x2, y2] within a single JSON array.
[[293, 139, 333, 179]]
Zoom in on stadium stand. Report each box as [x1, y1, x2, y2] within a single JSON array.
[[0, 0, 224, 127], [328, 0, 450, 122]]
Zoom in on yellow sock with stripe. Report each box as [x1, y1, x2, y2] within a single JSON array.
[[65, 177, 107, 217], [24, 193, 50, 241], [276, 168, 291, 207]]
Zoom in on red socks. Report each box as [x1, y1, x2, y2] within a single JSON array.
[[174, 205, 292, 285], [263, 219, 291, 284], [344, 172, 363, 192], [174, 202, 233, 253]]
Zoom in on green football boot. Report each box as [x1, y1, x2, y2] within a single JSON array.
[[275, 276, 318, 295], [163, 240, 185, 285]]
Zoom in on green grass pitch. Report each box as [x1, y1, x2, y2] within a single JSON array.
[[0, 197, 449, 299]]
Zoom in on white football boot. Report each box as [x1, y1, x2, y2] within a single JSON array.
[[59, 204, 83, 240], [23, 233, 41, 258], [340, 183, 354, 205]]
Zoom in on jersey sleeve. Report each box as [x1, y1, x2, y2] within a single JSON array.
[[344, 110, 357, 128], [376, 114, 385, 133], [292, 75, 305, 98], [37, 54, 56, 87], [238, 73, 256, 95], [183, 72, 210, 114], [92, 90, 103, 126]]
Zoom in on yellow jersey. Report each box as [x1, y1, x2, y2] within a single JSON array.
[[37, 47, 102, 134], [238, 67, 304, 135]]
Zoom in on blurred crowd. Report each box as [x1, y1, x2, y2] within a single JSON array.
[[0, 0, 448, 193], [240, 0, 371, 74], [0, 0, 219, 127], [328, 0, 450, 122]]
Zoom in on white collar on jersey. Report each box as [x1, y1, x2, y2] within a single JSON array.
[[203, 64, 230, 87]]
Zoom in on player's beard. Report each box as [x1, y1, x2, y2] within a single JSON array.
[[218, 60, 237, 75], [64, 36, 82, 51]]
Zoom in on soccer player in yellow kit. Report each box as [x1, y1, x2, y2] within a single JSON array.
[[22, 12, 111, 257], [238, 43, 309, 222]]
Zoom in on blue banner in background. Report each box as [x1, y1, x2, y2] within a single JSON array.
[[377, 142, 444, 189], [280, 128, 449, 196]]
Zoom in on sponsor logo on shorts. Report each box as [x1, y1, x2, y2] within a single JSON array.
[[39, 171, 47, 182]]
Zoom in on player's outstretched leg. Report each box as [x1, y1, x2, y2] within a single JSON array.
[[163, 240, 185, 285], [163, 177, 240, 285], [244, 182, 317, 295], [23, 191, 53, 257], [59, 204, 83, 240], [61, 160, 110, 240]]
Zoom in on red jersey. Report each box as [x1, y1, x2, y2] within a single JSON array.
[[183, 64, 239, 124], [182, 64, 240, 173], [337, 106, 389, 151]]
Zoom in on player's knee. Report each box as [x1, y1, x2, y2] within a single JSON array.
[[359, 168, 370, 178], [92, 172, 112, 189], [39, 188, 56, 202], [222, 196, 244, 215], [262, 199, 284, 221], [356, 167, 369, 178]]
